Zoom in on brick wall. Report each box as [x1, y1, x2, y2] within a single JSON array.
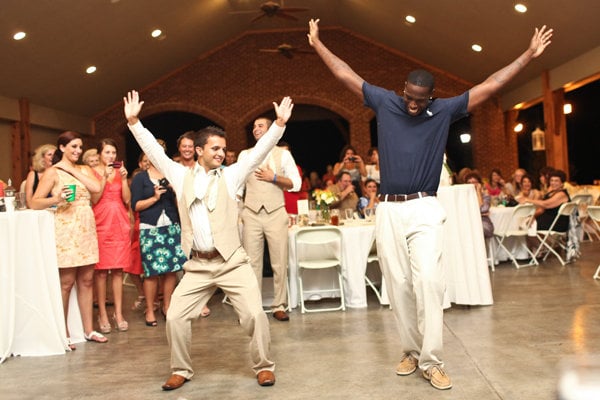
[[93, 27, 513, 179]]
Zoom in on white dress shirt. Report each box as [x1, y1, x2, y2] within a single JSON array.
[[237, 147, 302, 192]]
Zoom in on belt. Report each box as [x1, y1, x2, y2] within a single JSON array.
[[378, 192, 436, 202], [190, 249, 221, 260]]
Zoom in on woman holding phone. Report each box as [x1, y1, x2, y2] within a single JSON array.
[[91, 138, 132, 334]]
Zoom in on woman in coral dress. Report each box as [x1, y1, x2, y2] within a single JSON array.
[[91, 139, 132, 334], [30, 131, 107, 347]]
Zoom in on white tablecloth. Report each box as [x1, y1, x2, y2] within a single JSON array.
[[287, 185, 493, 309], [0, 210, 83, 363], [489, 206, 531, 263]]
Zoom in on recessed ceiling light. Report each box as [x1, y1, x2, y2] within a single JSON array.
[[471, 44, 482, 52], [405, 15, 416, 24], [514, 3, 527, 13], [151, 29, 162, 38], [13, 31, 26, 40], [86, 66, 97, 74]]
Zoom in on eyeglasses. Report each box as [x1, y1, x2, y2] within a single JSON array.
[[403, 90, 432, 105]]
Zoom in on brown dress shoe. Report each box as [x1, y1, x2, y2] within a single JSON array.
[[161, 374, 188, 391], [272, 310, 289, 321], [257, 370, 276, 386]]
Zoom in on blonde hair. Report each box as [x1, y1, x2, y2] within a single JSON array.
[[32, 144, 57, 172], [82, 148, 99, 166]]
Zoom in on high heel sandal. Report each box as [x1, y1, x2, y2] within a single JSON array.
[[112, 314, 129, 332], [131, 296, 146, 311], [67, 338, 76, 351], [98, 317, 111, 334], [145, 311, 158, 327]]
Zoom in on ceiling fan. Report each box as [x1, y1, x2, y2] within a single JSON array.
[[230, 1, 309, 23], [259, 43, 314, 59]]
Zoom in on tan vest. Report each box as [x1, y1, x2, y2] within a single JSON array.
[[243, 146, 285, 213], [178, 168, 241, 262]]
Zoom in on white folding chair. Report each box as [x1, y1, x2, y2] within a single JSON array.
[[294, 226, 345, 313], [573, 193, 599, 241], [586, 206, 600, 279], [534, 202, 578, 265], [364, 238, 390, 308], [493, 204, 539, 269]]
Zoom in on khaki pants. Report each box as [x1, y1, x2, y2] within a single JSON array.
[[242, 206, 289, 312], [166, 247, 274, 379], [375, 197, 447, 370]]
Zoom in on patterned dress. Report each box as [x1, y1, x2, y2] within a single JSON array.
[[54, 169, 99, 268], [92, 171, 131, 270]]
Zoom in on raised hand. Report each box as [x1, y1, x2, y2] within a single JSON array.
[[273, 96, 294, 126], [307, 18, 321, 47], [123, 90, 145, 124], [529, 25, 553, 58]]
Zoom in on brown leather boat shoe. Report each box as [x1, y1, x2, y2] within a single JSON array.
[[257, 370, 276, 386], [161, 374, 189, 391], [272, 310, 289, 321]]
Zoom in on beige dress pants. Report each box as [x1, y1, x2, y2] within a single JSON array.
[[242, 206, 289, 312], [375, 197, 447, 370], [166, 247, 274, 379]]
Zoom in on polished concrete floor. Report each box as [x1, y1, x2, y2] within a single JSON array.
[[2, 242, 600, 400]]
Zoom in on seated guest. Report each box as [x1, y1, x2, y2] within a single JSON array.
[[485, 168, 506, 197], [537, 166, 554, 195], [465, 172, 494, 238], [515, 174, 542, 203], [358, 178, 379, 217], [321, 164, 335, 187], [505, 168, 527, 197], [455, 167, 473, 184], [328, 171, 358, 211], [308, 171, 322, 191], [528, 169, 571, 231], [364, 147, 380, 184]]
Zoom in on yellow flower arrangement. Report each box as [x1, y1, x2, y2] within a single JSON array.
[[312, 188, 337, 207]]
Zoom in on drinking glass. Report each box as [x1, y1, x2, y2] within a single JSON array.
[[330, 209, 340, 226], [16, 192, 27, 210], [344, 208, 354, 220], [365, 208, 375, 222]]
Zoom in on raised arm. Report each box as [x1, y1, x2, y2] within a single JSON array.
[[307, 19, 365, 99], [468, 26, 553, 112]]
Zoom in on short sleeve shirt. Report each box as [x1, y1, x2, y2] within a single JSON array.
[[363, 82, 469, 194]]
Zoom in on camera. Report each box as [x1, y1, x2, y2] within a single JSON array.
[[349, 156, 357, 162], [158, 177, 170, 188]]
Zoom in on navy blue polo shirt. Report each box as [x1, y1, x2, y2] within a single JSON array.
[[363, 82, 469, 195]]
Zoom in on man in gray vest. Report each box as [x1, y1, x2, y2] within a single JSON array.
[[239, 117, 301, 322], [124, 90, 294, 391]]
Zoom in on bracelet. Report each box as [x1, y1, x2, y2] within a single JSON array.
[[273, 173, 277, 183]]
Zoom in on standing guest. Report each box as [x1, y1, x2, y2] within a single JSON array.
[[130, 143, 185, 327], [177, 131, 196, 168], [24, 144, 56, 208], [238, 120, 301, 321], [333, 145, 367, 197], [328, 171, 359, 211], [30, 131, 107, 346], [485, 168, 506, 197], [124, 90, 293, 391], [515, 174, 542, 204], [308, 18, 552, 390], [125, 153, 150, 312], [82, 148, 100, 168], [91, 139, 132, 333], [358, 178, 379, 217], [465, 172, 494, 239], [364, 147, 380, 184], [225, 150, 237, 166]]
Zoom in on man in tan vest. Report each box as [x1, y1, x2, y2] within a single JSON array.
[[124, 90, 294, 391], [239, 117, 301, 322]]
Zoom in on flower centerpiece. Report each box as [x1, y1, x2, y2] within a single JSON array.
[[312, 188, 337, 223]]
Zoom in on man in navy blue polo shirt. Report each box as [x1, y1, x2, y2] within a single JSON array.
[[308, 18, 553, 390]]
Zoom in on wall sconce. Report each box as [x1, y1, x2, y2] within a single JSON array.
[[532, 127, 545, 151], [514, 123, 524, 133], [563, 103, 572, 114], [459, 133, 471, 143]]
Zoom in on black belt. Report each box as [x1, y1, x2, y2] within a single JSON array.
[[190, 249, 221, 260], [378, 192, 436, 202]]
